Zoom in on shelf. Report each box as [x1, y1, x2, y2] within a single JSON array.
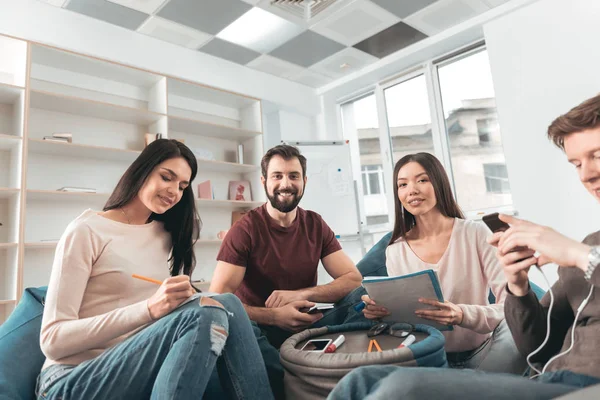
[[26, 189, 110, 202], [169, 116, 261, 141], [25, 242, 58, 249], [28, 138, 141, 162], [168, 78, 257, 110], [0, 187, 19, 199], [0, 83, 23, 103], [196, 239, 223, 245], [0, 134, 22, 151], [32, 45, 163, 89], [197, 158, 259, 174], [196, 199, 263, 210], [29, 90, 164, 125], [0, 243, 18, 249]]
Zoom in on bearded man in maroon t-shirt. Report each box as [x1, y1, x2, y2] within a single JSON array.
[[209, 145, 362, 397], [211, 144, 362, 335]]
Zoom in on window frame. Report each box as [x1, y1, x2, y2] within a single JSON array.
[[339, 42, 515, 224]]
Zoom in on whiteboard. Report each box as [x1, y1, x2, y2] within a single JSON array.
[[291, 142, 360, 236]]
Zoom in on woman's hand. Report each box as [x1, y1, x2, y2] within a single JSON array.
[[147, 275, 195, 320], [415, 298, 463, 326], [361, 294, 390, 320]]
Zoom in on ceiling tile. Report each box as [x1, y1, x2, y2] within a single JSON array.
[[157, 0, 252, 35], [137, 16, 213, 49], [370, 0, 439, 19], [309, 47, 378, 79], [217, 8, 305, 53], [66, 0, 150, 30], [310, 0, 400, 46], [403, 0, 490, 36], [240, 0, 261, 4], [287, 69, 334, 88], [481, 0, 510, 6], [38, 0, 67, 6], [353, 21, 428, 58], [199, 38, 261, 65], [269, 30, 345, 68], [106, 0, 166, 14], [246, 55, 305, 79]]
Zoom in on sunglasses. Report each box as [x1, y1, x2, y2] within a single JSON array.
[[367, 322, 414, 338]]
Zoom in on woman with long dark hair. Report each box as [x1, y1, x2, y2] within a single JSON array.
[[36, 139, 273, 399], [361, 152, 524, 373]]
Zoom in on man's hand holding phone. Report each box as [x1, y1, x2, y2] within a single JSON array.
[[484, 213, 591, 296], [483, 213, 538, 296]]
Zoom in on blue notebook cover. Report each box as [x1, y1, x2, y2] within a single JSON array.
[[362, 269, 453, 331]]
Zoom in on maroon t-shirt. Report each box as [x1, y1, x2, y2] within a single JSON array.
[[216, 204, 342, 307]]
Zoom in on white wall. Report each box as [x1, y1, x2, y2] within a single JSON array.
[[484, 0, 600, 286], [279, 110, 318, 142], [0, 0, 320, 115]]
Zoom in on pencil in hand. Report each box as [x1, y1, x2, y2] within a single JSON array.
[[132, 274, 162, 285]]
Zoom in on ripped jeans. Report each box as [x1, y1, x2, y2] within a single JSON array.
[[35, 293, 274, 400]]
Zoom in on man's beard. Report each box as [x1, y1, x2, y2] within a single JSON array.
[[264, 184, 303, 213]]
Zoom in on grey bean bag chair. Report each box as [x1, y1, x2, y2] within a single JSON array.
[[280, 322, 447, 400]]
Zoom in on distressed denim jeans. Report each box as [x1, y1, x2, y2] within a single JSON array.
[[36, 293, 274, 400]]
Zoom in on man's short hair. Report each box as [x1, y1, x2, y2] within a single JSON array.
[[548, 93, 600, 150], [261, 145, 307, 179]]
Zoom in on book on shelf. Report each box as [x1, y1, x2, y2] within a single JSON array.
[[144, 133, 164, 147], [56, 187, 97, 193], [231, 211, 248, 227], [43, 133, 73, 143], [228, 180, 252, 201], [197, 180, 213, 200], [43, 136, 70, 143], [237, 144, 244, 164]]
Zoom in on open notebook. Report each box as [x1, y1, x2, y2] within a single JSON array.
[[363, 269, 453, 331]]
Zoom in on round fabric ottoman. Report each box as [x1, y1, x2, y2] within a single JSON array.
[[280, 322, 447, 400]]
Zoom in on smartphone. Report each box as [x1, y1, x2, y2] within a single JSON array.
[[300, 339, 332, 352], [482, 212, 510, 233], [482, 212, 528, 257], [306, 303, 334, 314]]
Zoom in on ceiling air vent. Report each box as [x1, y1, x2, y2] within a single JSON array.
[[269, 0, 340, 21]]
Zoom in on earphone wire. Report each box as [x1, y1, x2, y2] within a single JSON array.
[[527, 265, 594, 379]]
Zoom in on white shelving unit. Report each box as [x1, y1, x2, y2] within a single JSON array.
[[0, 35, 265, 325], [0, 35, 26, 324]]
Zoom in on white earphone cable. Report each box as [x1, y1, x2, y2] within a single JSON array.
[[526, 265, 594, 378]]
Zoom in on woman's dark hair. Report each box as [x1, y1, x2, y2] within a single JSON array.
[[104, 139, 200, 276], [389, 152, 464, 246]]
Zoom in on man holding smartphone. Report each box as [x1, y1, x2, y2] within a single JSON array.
[[328, 94, 600, 400]]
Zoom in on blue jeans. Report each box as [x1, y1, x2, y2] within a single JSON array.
[[250, 286, 367, 400], [36, 294, 274, 400], [446, 320, 527, 374], [327, 366, 600, 400]]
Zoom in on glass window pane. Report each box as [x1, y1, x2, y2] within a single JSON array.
[[368, 171, 381, 195], [438, 49, 513, 211], [341, 94, 389, 229], [361, 171, 369, 195], [384, 75, 435, 164]]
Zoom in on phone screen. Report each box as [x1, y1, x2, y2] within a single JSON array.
[[301, 339, 331, 351]]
